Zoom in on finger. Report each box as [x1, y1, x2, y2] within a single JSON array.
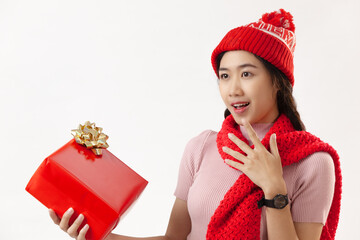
[[67, 214, 85, 238], [59, 208, 74, 231], [270, 133, 280, 158], [222, 146, 249, 164], [77, 224, 89, 240], [228, 133, 253, 155], [225, 159, 245, 172], [49, 209, 60, 225], [243, 120, 264, 149]]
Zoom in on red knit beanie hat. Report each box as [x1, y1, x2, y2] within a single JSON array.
[[211, 9, 296, 86]]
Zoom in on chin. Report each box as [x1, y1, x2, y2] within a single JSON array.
[[231, 114, 247, 126]]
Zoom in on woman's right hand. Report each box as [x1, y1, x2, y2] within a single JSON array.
[[49, 208, 89, 240]]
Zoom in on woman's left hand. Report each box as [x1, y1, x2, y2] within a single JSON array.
[[222, 120, 286, 197]]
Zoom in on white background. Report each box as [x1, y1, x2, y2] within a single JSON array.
[[1, 0, 359, 239]]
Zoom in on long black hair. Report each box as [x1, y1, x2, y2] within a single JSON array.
[[217, 51, 306, 131]]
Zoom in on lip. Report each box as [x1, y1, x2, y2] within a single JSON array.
[[231, 101, 250, 114]]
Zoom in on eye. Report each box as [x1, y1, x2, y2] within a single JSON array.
[[220, 73, 229, 80], [242, 72, 252, 78]]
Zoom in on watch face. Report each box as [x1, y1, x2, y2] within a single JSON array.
[[274, 195, 288, 209]]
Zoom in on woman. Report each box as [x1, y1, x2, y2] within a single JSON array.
[[49, 9, 341, 240]]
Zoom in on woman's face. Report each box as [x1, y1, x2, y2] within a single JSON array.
[[218, 50, 279, 125]]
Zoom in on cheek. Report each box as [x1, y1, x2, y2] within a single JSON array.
[[258, 79, 277, 100], [253, 87, 276, 105]]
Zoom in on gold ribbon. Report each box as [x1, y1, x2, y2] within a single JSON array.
[[71, 121, 109, 155]]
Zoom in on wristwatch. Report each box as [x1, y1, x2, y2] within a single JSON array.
[[257, 194, 289, 209]]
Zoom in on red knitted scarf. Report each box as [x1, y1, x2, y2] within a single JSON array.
[[206, 114, 342, 240]]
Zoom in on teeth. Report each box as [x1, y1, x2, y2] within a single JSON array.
[[233, 103, 249, 108]]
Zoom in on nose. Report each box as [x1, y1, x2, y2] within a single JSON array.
[[229, 78, 244, 97]]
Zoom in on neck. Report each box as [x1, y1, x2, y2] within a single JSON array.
[[239, 122, 273, 146]]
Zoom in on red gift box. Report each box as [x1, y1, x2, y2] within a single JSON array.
[[26, 138, 148, 240]]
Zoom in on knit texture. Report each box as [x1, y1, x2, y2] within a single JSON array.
[[211, 9, 296, 86], [206, 114, 342, 240]]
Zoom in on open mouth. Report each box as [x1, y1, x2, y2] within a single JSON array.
[[232, 102, 250, 109]]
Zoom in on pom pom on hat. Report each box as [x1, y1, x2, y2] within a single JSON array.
[[261, 9, 295, 32], [211, 9, 297, 86]]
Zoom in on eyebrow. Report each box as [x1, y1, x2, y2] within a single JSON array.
[[218, 63, 258, 71]]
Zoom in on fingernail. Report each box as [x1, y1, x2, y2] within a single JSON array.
[[228, 133, 233, 138], [78, 214, 84, 220], [67, 208, 74, 214]]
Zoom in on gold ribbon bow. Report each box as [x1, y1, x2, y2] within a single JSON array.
[[71, 121, 109, 155]]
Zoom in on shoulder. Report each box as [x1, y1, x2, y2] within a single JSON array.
[[190, 129, 217, 141], [295, 151, 335, 178], [176, 130, 217, 185], [288, 130, 336, 179], [288, 151, 335, 196], [181, 130, 217, 171], [285, 151, 336, 224], [184, 129, 217, 153]]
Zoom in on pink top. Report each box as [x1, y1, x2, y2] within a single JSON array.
[[174, 123, 335, 240]]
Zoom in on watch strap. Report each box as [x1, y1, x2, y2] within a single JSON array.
[[257, 197, 266, 209], [257, 197, 274, 208], [257, 194, 288, 209]]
